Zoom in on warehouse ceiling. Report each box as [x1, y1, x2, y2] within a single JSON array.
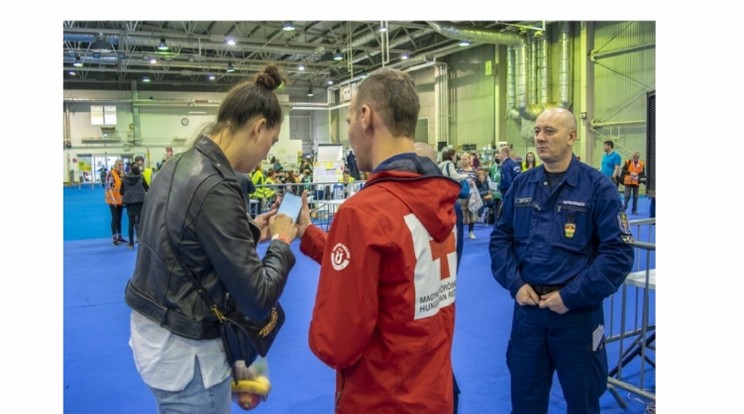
[[63, 20, 545, 99]]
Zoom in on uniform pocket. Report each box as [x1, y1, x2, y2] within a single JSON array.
[[552, 203, 591, 252], [513, 198, 534, 240]]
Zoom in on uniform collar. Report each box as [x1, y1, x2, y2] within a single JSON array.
[[528, 155, 581, 187]]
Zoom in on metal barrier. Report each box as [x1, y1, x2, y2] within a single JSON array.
[[249, 181, 365, 230], [605, 217, 656, 408]]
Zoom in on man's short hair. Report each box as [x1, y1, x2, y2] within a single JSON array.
[[603, 140, 614, 149], [134, 155, 145, 162], [354, 67, 420, 137]]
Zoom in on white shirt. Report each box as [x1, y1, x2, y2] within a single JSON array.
[[129, 310, 231, 391], [438, 160, 469, 181]]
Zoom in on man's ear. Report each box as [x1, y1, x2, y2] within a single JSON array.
[[360, 104, 372, 130], [567, 130, 577, 146]]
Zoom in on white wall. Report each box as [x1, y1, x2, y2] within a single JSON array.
[[267, 117, 301, 171], [62, 90, 307, 182]]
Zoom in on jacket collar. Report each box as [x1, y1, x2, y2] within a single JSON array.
[[193, 135, 237, 181], [372, 152, 442, 177], [527, 154, 581, 187]]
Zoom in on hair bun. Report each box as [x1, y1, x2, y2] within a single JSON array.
[[256, 65, 284, 91]]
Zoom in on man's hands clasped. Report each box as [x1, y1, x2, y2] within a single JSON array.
[[516, 284, 569, 314]]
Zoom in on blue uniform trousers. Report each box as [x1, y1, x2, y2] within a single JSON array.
[[506, 303, 608, 414]]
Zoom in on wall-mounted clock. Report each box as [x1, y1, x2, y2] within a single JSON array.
[[181, 117, 190, 126]]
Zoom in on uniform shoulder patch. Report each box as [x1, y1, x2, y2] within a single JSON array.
[[330, 243, 351, 271], [617, 212, 634, 244], [618, 212, 631, 234]]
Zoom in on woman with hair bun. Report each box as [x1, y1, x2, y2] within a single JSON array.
[[124, 65, 311, 413]]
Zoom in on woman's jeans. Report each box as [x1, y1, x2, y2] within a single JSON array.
[[149, 357, 232, 414]]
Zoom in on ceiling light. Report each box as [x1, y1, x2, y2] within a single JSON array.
[[327, 80, 334, 85], [307, 88, 314, 97], [226, 62, 235, 73], [226, 38, 236, 46], [298, 63, 305, 71], [149, 57, 158, 64], [117, 52, 126, 60], [68, 71, 76, 76], [208, 74, 216, 81], [92, 52, 101, 59], [333, 49, 343, 61], [282, 21, 295, 31], [73, 55, 83, 67], [458, 40, 471, 47], [401, 53, 409, 60], [142, 76, 151, 83], [157, 38, 169, 51]]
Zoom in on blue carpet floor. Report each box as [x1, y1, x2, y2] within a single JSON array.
[[64, 186, 655, 413]]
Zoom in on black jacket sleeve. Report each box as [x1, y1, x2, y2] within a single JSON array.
[[195, 182, 295, 321]]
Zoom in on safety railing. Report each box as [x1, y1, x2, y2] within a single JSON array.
[[249, 181, 365, 229], [605, 217, 656, 408]]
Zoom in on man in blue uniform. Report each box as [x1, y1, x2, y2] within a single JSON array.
[[489, 107, 634, 414], [498, 145, 521, 196]]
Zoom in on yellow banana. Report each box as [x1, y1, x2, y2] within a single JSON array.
[[231, 375, 271, 396]]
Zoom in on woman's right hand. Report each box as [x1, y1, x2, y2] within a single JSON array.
[[269, 213, 298, 242], [254, 208, 277, 242]]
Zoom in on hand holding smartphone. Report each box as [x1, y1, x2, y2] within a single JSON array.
[[275, 192, 303, 223]]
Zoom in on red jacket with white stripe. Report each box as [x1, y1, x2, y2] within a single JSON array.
[[300, 156, 460, 414]]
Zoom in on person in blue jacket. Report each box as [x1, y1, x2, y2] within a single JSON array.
[[489, 107, 634, 414], [497, 145, 522, 196]]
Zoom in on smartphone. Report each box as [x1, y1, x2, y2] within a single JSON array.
[[276, 192, 302, 223]]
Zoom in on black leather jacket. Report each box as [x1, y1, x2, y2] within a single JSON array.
[[125, 136, 295, 340]]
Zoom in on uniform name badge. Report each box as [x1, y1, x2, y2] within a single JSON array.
[[564, 214, 576, 238]]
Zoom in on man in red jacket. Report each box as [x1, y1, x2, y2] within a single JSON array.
[[297, 67, 460, 413]]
